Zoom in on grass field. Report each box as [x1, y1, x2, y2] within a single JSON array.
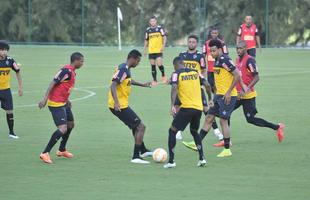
[[0, 45, 309, 200]]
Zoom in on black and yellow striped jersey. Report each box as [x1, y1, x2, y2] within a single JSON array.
[[145, 26, 166, 54], [179, 51, 206, 74], [0, 56, 20, 90]]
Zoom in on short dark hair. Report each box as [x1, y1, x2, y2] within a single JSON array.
[[0, 40, 10, 50], [210, 27, 218, 32], [127, 49, 142, 60], [150, 15, 157, 20], [208, 39, 223, 49], [188, 34, 199, 42], [70, 52, 84, 63], [173, 56, 183, 66]]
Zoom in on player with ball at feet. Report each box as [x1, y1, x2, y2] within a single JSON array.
[[164, 56, 212, 168]]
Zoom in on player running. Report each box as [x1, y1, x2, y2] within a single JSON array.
[[164, 57, 211, 168], [108, 49, 153, 164], [0, 40, 23, 139], [143, 16, 167, 86], [183, 39, 240, 157], [232, 40, 285, 142], [38, 52, 84, 164]]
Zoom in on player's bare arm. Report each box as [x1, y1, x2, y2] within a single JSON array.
[[38, 80, 57, 109], [16, 71, 23, 96], [110, 81, 121, 111], [223, 70, 240, 105], [170, 83, 177, 116], [131, 79, 151, 87]]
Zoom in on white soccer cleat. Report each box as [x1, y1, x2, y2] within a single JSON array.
[[163, 162, 176, 169], [197, 159, 207, 167], [131, 158, 150, 164], [176, 131, 183, 140], [140, 151, 153, 158], [9, 134, 19, 139]]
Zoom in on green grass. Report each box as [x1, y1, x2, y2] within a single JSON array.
[[0, 45, 309, 200]]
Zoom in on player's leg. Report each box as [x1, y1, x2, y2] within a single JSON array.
[[189, 110, 206, 166], [57, 104, 74, 158], [217, 96, 237, 157], [156, 55, 167, 83], [2, 89, 18, 138], [164, 108, 190, 168], [149, 55, 157, 85], [40, 106, 68, 164], [242, 98, 285, 142], [174, 96, 182, 140]]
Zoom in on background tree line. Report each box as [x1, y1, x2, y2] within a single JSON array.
[[0, 0, 309, 46]]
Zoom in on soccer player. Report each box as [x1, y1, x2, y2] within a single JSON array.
[[143, 16, 167, 86], [164, 57, 210, 168], [0, 40, 23, 139], [236, 15, 261, 57], [183, 39, 240, 157], [233, 40, 285, 142], [175, 34, 222, 145], [108, 49, 153, 164], [38, 52, 84, 164]]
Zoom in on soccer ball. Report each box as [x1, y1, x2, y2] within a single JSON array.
[[152, 148, 168, 163]]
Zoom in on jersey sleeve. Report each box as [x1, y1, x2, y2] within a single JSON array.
[[199, 74, 207, 85], [222, 42, 229, 55], [246, 58, 258, 75], [112, 68, 128, 84], [145, 30, 149, 40], [9, 58, 20, 73], [221, 57, 236, 72], [255, 27, 259, 36], [54, 68, 71, 84], [171, 72, 179, 85], [160, 27, 166, 36]]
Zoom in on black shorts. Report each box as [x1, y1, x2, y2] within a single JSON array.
[[110, 107, 141, 130], [234, 97, 258, 118], [148, 53, 163, 60], [175, 88, 208, 107], [207, 72, 215, 88], [208, 95, 237, 119], [0, 88, 13, 110], [172, 108, 202, 131], [48, 104, 74, 126], [247, 48, 256, 57]]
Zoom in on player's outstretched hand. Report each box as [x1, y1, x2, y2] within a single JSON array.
[[18, 88, 23, 96], [114, 102, 121, 112], [38, 99, 47, 109], [208, 100, 214, 108], [223, 92, 231, 105], [143, 82, 152, 88]]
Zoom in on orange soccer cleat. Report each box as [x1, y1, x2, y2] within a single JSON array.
[[276, 123, 285, 143], [213, 140, 233, 147], [56, 150, 74, 158], [161, 76, 168, 84], [40, 152, 53, 164]]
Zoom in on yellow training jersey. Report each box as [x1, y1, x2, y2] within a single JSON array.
[[179, 51, 206, 74], [171, 68, 203, 111], [108, 63, 131, 109], [0, 56, 20, 90], [213, 55, 237, 96], [145, 26, 165, 54]]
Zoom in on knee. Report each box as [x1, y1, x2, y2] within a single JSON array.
[[6, 110, 13, 114], [137, 123, 145, 133], [67, 122, 75, 130], [246, 116, 255, 124], [58, 125, 67, 134], [170, 126, 177, 133], [205, 115, 214, 124]]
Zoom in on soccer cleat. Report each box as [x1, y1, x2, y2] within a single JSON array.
[[182, 141, 197, 151], [9, 133, 19, 139], [151, 81, 158, 86], [217, 149, 232, 157], [131, 157, 150, 164], [176, 131, 183, 140], [213, 140, 233, 147], [276, 123, 285, 143], [163, 162, 176, 169], [56, 150, 74, 158], [161, 76, 168, 84], [140, 150, 153, 158], [40, 152, 53, 164], [197, 159, 207, 167], [182, 141, 198, 151]]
